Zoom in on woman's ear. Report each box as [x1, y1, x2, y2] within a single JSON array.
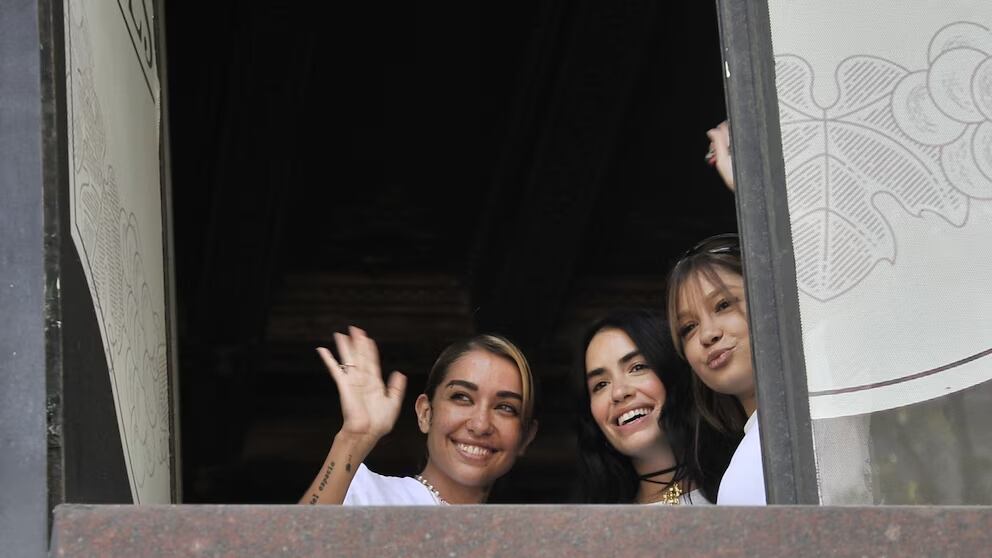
[[517, 420, 539, 457], [414, 393, 432, 434]]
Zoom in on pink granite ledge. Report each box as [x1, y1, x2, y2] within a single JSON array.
[[50, 504, 992, 557]]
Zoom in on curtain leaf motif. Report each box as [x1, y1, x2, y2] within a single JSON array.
[[776, 22, 992, 302]]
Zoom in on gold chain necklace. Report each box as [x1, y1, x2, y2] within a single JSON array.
[[639, 463, 684, 505], [414, 474, 450, 505], [652, 482, 684, 506], [639, 479, 684, 505]]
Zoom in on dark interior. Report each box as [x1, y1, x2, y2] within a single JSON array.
[[166, 1, 737, 503]]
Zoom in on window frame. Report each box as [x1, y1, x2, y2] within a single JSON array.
[[715, 0, 819, 504]]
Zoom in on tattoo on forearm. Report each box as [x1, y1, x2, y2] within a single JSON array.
[[307, 454, 354, 504], [317, 461, 335, 493]]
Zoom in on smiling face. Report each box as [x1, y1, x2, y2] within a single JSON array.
[[416, 349, 535, 498], [675, 267, 755, 411], [585, 328, 668, 462]]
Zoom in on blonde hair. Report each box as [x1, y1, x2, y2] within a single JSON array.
[[425, 334, 536, 426]]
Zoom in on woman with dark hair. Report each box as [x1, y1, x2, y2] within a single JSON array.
[[301, 326, 538, 505], [575, 309, 737, 504]]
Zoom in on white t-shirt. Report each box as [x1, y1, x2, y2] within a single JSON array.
[[343, 464, 440, 505], [716, 411, 767, 505], [679, 488, 713, 506]]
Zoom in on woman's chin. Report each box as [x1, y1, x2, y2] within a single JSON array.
[[611, 428, 665, 459], [434, 460, 512, 490]]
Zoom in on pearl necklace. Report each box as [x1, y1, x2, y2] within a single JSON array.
[[414, 474, 450, 505]]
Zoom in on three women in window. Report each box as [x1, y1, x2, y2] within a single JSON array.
[[302, 122, 764, 506]]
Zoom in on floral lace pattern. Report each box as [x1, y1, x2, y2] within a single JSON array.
[[777, 22, 992, 301]]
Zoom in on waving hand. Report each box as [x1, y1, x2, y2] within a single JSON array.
[[301, 326, 407, 505], [317, 326, 407, 440]]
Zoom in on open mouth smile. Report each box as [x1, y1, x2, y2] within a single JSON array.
[[453, 441, 496, 461], [616, 407, 652, 427]]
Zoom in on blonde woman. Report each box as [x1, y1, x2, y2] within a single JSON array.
[[301, 327, 538, 505]]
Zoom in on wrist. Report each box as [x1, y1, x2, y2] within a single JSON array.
[[332, 430, 379, 453]]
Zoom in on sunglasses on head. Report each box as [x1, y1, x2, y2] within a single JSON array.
[[680, 232, 740, 260]]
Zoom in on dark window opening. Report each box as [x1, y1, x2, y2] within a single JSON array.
[[167, 1, 737, 504]]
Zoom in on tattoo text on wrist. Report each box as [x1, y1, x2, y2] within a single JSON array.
[[317, 461, 335, 492]]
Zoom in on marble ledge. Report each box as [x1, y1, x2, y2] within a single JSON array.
[[50, 503, 992, 557]]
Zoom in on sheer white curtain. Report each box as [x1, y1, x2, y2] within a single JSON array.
[[766, 0, 992, 504]]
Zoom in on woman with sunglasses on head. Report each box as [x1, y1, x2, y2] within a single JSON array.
[[300, 326, 538, 505], [666, 233, 766, 505], [575, 309, 737, 504]]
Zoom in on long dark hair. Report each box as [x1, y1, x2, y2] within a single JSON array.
[[573, 309, 735, 503]]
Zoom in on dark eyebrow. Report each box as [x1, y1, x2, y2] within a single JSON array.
[[586, 351, 641, 381], [585, 367, 604, 380], [445, 380, 521, 401], [445, 379, 478, 391], [618, 350, 641, 365]]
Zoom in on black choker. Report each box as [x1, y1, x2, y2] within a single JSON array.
[[639, 463, 683, 486]]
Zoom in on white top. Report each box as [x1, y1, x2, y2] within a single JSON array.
[[716, 412, 767, 505], [343, 464, 440, 506], [679, 488, 713, 506], [645, 488, 713, 506]]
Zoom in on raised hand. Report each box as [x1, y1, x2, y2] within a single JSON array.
[[317, 326, 407, 440], [706, 121, 735, 192]]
